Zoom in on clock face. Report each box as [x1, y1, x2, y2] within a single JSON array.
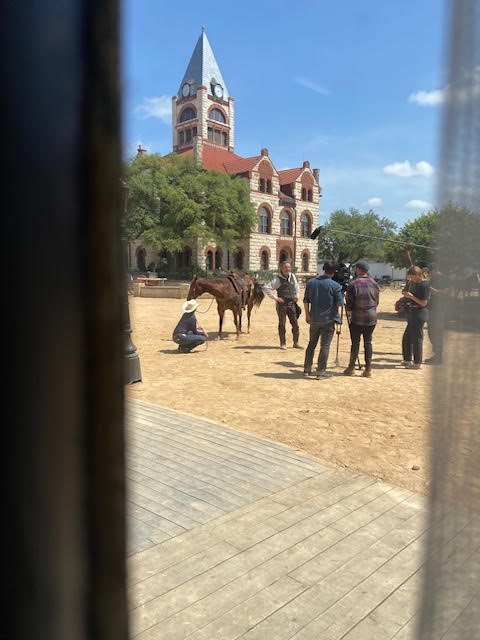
[[214, 84, 223, 98], [182, 83, 190, 97]]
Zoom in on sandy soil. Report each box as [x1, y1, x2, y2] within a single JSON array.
[[126, 287, 437, 494]]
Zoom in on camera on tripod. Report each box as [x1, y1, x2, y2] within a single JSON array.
[[333, 263, 352, 292]]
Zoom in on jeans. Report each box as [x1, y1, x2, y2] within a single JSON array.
[[349, 323, 376, 368], [427, 310, 445, 356], [402, 308, 428, 364], [276, 300, 299, 345], [173, 332, 206, 352], [304, 322, 335, 372]]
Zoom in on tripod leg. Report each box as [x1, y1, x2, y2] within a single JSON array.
[[335, 307, 343, 367], [345, 307, 362, 370]]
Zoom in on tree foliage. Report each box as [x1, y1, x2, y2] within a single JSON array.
[[317, 208, 397, 263], [124, 153, 256, 253], [384, 203, 480, 270], [383, 210, 438, 268]]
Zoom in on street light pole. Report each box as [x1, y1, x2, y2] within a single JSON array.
[[120, 180, 142, 384]]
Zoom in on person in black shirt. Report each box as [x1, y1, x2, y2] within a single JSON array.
[[401, 266, 430, 369], [172, 299, 208, 353]]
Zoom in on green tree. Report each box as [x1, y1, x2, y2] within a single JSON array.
[[317, 208, 397, 263], [383, 210, 438, 268], [124, 152, 256, 254], [384, 203, 480, 270]]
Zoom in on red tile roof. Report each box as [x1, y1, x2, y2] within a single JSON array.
[[223, 155, 261, 174], [201, 145, 245, 172], [277, 168, 303, 184]]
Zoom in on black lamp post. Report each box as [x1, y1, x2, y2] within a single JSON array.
[[120, 180, 142, 384]]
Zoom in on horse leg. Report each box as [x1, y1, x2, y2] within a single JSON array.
[[217, 303, 225, 339], [232, 307, 240, 339], [247, 298, 253, 333], [238, 305, 243, 334]]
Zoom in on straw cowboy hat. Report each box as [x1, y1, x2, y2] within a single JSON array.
[[182, 299, 199, 313]]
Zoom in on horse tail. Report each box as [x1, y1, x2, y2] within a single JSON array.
[[252, 280, 265, 307]]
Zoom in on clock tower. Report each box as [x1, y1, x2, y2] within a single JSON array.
[[172, 27, 235, 155]]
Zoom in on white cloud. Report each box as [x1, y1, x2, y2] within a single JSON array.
[[409, 67, 480, 107], [405, 199, 432, 210], [294, 76, 330, 96], [134, 96, 172, 123], [367, 197, 382, 206], [408, 89, 444, 106], [383, 160, 434, 178]]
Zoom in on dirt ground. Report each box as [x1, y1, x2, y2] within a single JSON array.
[[126, 287, 437, 494]]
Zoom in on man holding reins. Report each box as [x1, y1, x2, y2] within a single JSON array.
[[264, 261, 302, 350]]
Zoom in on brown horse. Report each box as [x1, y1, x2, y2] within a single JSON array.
[[187, 273, 264, 338]]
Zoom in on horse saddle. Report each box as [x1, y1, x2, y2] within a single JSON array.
[[226, 273, 249, 308]]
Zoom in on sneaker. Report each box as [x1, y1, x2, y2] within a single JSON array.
[[400, 360, 412, 366], [343, 365, 355, 376], [316, 369, 331, 379], [362, 368, 372, 378], [406, 362, 422, 369], [293, 343, 303, 349], [303, 370, 312, 377], [280, 344, 287, 350]]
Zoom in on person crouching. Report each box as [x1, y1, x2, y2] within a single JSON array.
[[173, 299, 208, 353]]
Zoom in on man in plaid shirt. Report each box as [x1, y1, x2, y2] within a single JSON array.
[[343, 261, 379, 378]]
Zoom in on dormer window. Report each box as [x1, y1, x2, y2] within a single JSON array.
[[266, 180, 272, 194], [259, 178, 265, 193], [307, 189, 313, 202], [209, 108, 226, 123], [301, 187, 307, 200], [179, 107, 196, 122]]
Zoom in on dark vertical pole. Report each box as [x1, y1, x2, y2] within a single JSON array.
[[121, 182, 142, 384], [4, 2, 128, 639]]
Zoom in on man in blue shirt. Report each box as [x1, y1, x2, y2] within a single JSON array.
[[303, 262, 344, 378]]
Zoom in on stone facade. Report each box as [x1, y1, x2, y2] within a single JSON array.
[[134, 29, 321, 278]]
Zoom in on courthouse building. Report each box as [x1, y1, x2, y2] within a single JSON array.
[[136, 28, 321, 275]]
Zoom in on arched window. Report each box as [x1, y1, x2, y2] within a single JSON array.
[[206, 250, 213, 271], [302, 252, 309, 272], [234, 250, 244, 269], [179, 107, 196, 122], [301, 187, 307, 200], [307, 189, 313, 202], [209, 108, 226, 123], [300, 213, 311, 238], [258, 207, 271, 233], [261, 250, 269, 270], [279, 250, 289, 264], [281, 210, 292, 235], [215, 249, 222, 269]]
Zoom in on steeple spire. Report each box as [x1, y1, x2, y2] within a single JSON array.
[[177, 29, 229, 100]]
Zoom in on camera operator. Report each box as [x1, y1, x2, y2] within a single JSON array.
[[333, 263, 352, 292], [343, 261, 380, 378]]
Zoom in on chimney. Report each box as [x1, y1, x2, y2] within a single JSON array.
[[193, 135, 203, 166], [136, 144, 147, 157], [313, 168, 320, 183], [260, 147, 269, 156], [303, 160, 310, 169]]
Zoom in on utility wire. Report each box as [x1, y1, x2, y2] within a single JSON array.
[[311, 226, 434, 250]]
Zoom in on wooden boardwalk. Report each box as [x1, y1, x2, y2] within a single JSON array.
[[126, 399, 479, 640]]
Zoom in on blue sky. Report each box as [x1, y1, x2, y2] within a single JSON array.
[[122, 0, 447, 227]]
